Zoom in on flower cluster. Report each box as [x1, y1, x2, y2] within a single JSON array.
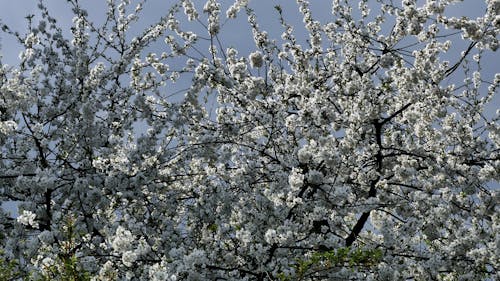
[[0, 0, 498, 280], [17, 210, 38, 228]]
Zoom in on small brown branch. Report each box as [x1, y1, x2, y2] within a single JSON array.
[[380, 102, 412, 125], [444, 41, 477, 77], [345, 211, 370, 247]]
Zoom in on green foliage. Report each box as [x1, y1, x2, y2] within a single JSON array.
[[208, 223, 218, 232], [0, 250, 22, 280], [279, 247, 383, 280], [36, 254, 91, 281], [37, 217, 91, 281]]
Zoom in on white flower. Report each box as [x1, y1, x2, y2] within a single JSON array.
[[229, 61, 247, 80], [0, 120, 17, 134], [249, 51, 264, 68], [97, 261, 116, 279], [264, 229, 277, 244], [24, 33, 39, 46], [183, 249, 207, 269], [289, 168, 304, 190], [19, 48, 35, 61], [17, 210, 39, 228], [297, 146, 313, 163], [122, 250, 138, 267], [204, 0, 221, 35], [226, 0, 249, 18], [111, 226, 134, 251], [182, 0, 198, 21], [236, 229, 252, 245], [41, 257, 55, 268]]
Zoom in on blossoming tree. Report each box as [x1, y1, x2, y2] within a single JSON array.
[[0, 0, 499, 280]]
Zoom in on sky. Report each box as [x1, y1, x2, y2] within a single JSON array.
[[0, 0, 498, 217]]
